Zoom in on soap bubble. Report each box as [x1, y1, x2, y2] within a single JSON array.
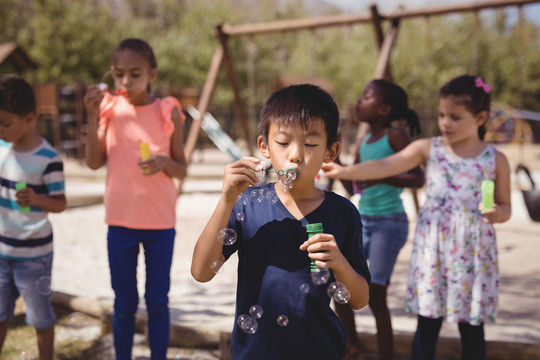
[[217, 228, 237, 246], [310, 267, 331, 285], [266, 191, 279, 204], [237, 193, 248, 205], [36, 276, 52, 295], [237, 314, 258, 334], [281, 179, 293, 192], [327, 281, 341, 298], [333, 286, 351, 304], [299, 283, 310, 294], [276, 315, 289, 327], [249, 305, 263, 319], [327, 281, 350, 304], [210, 259, 224, 274], [236, 212, 246, 222], [249, 189, 265, 203]]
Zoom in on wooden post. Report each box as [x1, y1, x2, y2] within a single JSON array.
[[184, 42, 224, 162], [217, 25, 254, 156], [373, 18, 400, 80]]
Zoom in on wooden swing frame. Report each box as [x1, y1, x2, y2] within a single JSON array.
[[184, 0, 540, 162]]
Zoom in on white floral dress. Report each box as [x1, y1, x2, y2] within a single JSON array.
[[405, 137, 498, 325]]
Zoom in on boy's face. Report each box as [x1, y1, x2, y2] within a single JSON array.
[[0, 110, 34, 145], [257, 118, 340, 188]]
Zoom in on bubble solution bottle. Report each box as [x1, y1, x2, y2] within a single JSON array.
[[306, 223, 330, 285], [481, 180, 494, 210]]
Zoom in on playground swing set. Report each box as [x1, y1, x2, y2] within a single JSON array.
[[183, 0, 540, 222]]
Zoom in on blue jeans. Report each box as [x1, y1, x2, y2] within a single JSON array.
[[0, 254, 56, 329], [361, 212, 409, 285], [107, 226, 175, 360]]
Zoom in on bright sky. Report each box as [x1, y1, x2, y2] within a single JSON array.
[[324, 0, 540, 24]]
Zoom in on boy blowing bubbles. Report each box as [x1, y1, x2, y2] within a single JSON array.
[[191, 84, 370, 359]]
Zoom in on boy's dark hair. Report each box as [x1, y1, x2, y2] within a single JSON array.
[[0, 75, 36, 117], [259, 84, 339, 148], [439, 74, 491, 140], [115, 38, 157, 69], [371, 79, 421, 137]]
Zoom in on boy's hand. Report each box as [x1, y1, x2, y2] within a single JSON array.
[[83, 84, 106, 118], [321, 162, 344, 179], [299, 233, 347, 271], [15, 187, 38, 207], [222, 157, 261, 202]]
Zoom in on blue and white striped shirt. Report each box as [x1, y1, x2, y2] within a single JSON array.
[[0, 139, 65, 260]]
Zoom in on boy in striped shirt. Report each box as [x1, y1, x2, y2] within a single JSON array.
[[0, 75, 66, 360]]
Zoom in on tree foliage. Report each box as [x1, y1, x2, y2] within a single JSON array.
[[1, 0, 539, 139]]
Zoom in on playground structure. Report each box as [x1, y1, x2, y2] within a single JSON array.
[[184, 0, 540, 163]]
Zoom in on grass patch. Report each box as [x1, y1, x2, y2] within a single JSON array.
[[2, 306, 105, 360]]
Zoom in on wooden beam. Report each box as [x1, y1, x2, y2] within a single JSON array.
[[370, 4, 384, 49], [219, 0, 539, 38], [383, 0, 540, 20], [184, 43, 224, 162], [217, 26, 254, 156], [374, 19, 400, 80], [221, 13, 372, 37]]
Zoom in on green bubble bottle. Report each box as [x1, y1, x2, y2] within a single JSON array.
[[306, 223, 330, 285], [481, 180, 494, 210], [15, 182, 30, 213]]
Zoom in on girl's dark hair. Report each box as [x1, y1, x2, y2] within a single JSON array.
[[259, 84, 339, 148], [439, 74, 491, 140], [371, 79, 421, 137], [115, 38, 157, 69], [0, 75, 36, 117]]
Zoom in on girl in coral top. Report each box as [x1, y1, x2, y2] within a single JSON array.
[[84, 38, 187, 360]]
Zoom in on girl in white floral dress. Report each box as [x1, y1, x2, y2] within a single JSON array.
[[322, 74, 512, 360]]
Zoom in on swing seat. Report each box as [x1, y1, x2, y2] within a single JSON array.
[[186, 106, 247, 161], [516, 164, 540, 222]]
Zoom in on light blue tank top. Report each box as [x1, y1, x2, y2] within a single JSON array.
[[358, 132, 404, 215]]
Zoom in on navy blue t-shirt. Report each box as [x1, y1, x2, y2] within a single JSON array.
[[223, 182, 370, 360]]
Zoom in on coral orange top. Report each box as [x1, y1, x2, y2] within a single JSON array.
[[99, 94, 185, 229]]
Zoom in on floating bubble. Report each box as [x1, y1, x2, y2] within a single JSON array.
[[210, 259, 224, 274], [333, 286, 351, 304], [97, 83, 108, 91], [266, 191, 279, 204], [281, 179, 293, 192], [237, 314, 258, 334], [36, 276, 52, 295], [327, 281, 341, 298], [235, 212, 246, 222], [237, 193, 248, 205], [249, 305, 263, 319], [310, 267, 331, 285], [299, 283, 310, 294], [276, 315, 289, 327], [237, 314, 249, 327], [249, 189, 265, 203], [217, 228, 237, 246]]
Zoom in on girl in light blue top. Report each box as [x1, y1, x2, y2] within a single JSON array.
[[335, 79, 424, 360]]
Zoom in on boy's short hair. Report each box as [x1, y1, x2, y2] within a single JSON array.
[[258, 84, 340, 148], [0, 75, 36, 117]]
